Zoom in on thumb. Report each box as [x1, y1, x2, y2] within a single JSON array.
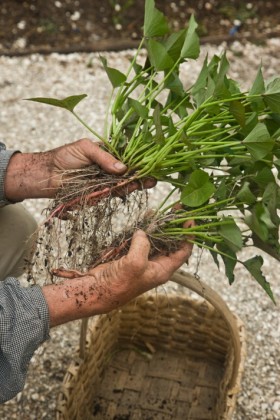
[[126, 230, 151, 268], [83, 140, 127, 175]]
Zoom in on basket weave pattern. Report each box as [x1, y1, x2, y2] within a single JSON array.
[[56, 272, 246, 420]]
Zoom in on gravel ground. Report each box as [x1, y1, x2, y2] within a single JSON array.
[[0, 39, 280, 419]]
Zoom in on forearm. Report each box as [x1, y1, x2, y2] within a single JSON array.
[[2, 138, 129, 203], [42, 276, 110, 327], [4, 151, 55, 201]]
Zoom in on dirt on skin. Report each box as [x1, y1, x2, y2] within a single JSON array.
[[26, 182, 150, 285], [25, 165, 185, 287]]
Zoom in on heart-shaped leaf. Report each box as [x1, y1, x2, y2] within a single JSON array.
[[249, 65, 265, 96], [229, 100, 246, 127], [218, 218, 243, 253], [165, 29, 187, 62], [180, 15, 200, 59], [147, 39, 174, 71], [236, 182, 256, 205], [245, 202, 275, 242], [127, 98, 149, 119], [263, 77, 280, 113], [144, 0, 169, 37], [243, 123, 274, 160], [181, 169, 216, 207], [26, 94, 87, 112], [100, 56, 126, 88]]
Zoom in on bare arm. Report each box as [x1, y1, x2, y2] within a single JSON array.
[[4, 138, 155, 201], [42, 230, 193, 327]]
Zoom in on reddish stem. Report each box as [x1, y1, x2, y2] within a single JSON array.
[[52, 268, 87, 279], [45, 175, 138, 222]]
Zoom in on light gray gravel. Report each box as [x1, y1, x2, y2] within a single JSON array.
[[0, 38, 280, 419]]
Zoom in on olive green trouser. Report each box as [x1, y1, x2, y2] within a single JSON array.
[[0, 204, 37, 280]]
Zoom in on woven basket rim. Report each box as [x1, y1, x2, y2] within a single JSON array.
[[56, 271, 246, 420]]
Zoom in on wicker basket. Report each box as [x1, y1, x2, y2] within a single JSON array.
[[56, 271, 246, 420]]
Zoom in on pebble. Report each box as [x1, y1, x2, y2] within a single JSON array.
[[70, 11, 81, 21]]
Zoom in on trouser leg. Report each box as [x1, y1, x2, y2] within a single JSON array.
[[0, 204, 37, 279]]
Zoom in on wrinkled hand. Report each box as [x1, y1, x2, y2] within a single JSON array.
[[87, 230, 194, 313], [44, 228, 194, 327], [5, 138, 155, 201]]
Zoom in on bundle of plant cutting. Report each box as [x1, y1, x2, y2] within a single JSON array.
[[27, 0, 280, 302]]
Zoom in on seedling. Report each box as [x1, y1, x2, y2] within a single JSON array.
[[27, 0, 280, 302]]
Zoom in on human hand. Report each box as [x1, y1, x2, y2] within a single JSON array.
[[43, 228, 194, 327], [5, 138, 155, 201]]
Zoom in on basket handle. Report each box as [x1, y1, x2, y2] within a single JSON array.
[[171, 270, 242, 391], [79, 269, 242, 390]]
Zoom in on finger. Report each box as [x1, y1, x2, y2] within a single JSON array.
[[183, 219, 195, 243], [113, 177, 157, 198], [51, 268, 86, 279], [82, 140, 127, 175], [125, 230, 151, 271], [152, 240, 193, 279]]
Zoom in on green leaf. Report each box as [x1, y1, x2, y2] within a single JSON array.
[[127, 98, 149, 119], [245, 202, 275, 242], [229, 100, 246, 127], [26, 94, 87, 112], [248, 67, 265, 111], [144, 0, 169, 37], [147, 39, 174, 71], [252, 233, 280, 262], [180, 15, 200, 59], [213, 53, 230, 99], [243, 256, 275, 303], [214, 177, 228, 201], [236, 182, 256, 205], [275, 159, 280, 179], [218, 218, 243, 253], [240, 112, 259, 136], [243, 123, 274, 160], [100, 56, 126, 88], [217, 243, 237, 285], [191, 56, 208, 95], [165, 29, 186, 62], [249, 65, 265, 96], [227, 77, 241, 95], [164, 71, 185, 96], [263, 77, 280, 113], [181, 169, 216, 207], [254, 167, 275, 187], [263, 182, 280, 224], [131, 59, 143, 75], [153, 104, 164, 144], [265, 114, 280, 137]]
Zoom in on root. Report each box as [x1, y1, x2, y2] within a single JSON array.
[[26, 166, 188, 286], [26, 166, 149, 285]]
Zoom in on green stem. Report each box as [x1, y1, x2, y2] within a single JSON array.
[[72, 111, 105, 143]]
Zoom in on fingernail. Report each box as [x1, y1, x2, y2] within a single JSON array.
[[114, 162, 127, 171]]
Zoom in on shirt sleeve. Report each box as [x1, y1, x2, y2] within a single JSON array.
[[0, 277, 50, 403], [0, 142, 18, 207]]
